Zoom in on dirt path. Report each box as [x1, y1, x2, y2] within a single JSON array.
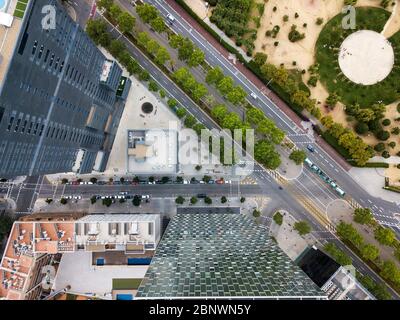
[[382, 0, 400, 38]]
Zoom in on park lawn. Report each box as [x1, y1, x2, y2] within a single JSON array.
[[16, 2, 27, 11], [316, 7, 399, 108]]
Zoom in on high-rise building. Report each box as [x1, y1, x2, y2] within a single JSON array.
[[136, 213, 327, 299], [0, 0, 129, 177]]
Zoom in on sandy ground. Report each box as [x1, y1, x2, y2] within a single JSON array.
[[183, 0, 211, 19], [327, 199, 400, 268], [386, 164, 400, 186], [253, 0, 400, 156], [382, 0, 400, 38]]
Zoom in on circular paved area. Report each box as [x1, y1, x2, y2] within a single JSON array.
[[338, 30, 394, 85]]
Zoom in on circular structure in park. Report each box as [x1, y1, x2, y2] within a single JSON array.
[[315, 7, 399, 107], [141, 102, 154, 114], [338, 30, 394, 85]]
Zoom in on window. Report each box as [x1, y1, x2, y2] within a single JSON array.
[[21, 120, 27, 133], [39, 124, 45, 136], [33, 123, 39, 135], [148, 223, 153, 235], [27, 121, 33, 134], [7, 116, 15, 131], [44, 49, 50, 63], [14, 118, 21, 132]]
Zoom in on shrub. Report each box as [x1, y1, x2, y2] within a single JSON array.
[[382, 150, 390, 158], [294, 221, 311, 235], [382, 118, 391, 126], [376, 130, 390, 141], [253, 210, 261, 218], [355, 122, 369, 134], [273, 212, 283, 225], [316, 17, 324, 25], [374, 143, 385, 152]]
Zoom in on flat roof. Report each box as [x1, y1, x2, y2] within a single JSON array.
[[78, 214, 160, 223]]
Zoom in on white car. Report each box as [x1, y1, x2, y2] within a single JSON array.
[[141, 195, 150, 199], [199, 181, 205, 184], [73, 195, 82, 200], [224, 180, 232, 184], [167, 14, 175, 25], [183, 180, 189, 184], [250, 92, 258, 100]]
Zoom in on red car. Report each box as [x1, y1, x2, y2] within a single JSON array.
[[216, 179, 224, 184]]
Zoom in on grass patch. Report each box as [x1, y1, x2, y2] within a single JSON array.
[[316, 7, 399, 107], [16, 2, 27, 11], [18, 0, 29, 3], [13, 9, 25, 19], [112, 278, 142, 290]]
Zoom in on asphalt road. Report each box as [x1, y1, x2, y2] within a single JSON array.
[[2, 0, 397, 298], [141, 0, 400, 227]]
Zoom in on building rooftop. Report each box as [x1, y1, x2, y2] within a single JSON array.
[[136, 213, 326, 299]]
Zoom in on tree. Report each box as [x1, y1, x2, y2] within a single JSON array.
[[184, 115, 197, 128], [176, 108, 187, 119], [380, 260, 400, 285], [139, 70, 150, 81], [190, 196, 198, 204], [136, 3, 158, 23], [195, 165, 202, 171], [355, 122, 369, 135], [253, 210, 261, 218], [211, 104, 228, 123], [192, 83, 208, 102], [294, 221, 311, 235], [289, 149, 307, 165], [178, 38, 194, 62], [217, 77, 234, 96], [168, 98, 178, 108], [146, 39, 160, 56], [150, 16, 166, 33], [97, 0, 113, 11], [45, 198, 53, 204], [155, 47, 171, 65], [204, 197, 212, 205], [273, 212, 283, 225], [117, 12, 135, 34], [61, 178, 69, 184], [86, 19, 109, 45], [109, 4, 122, 21], [102, 198, 113, 207], [254, 140, 281, 169], [353, 208, 373, 225], [137, 32, 151, 48], [60, 198, 68, 205], [221, 196, 227, 203], [169, 34, 185, 49], [90, 177, 98, 184], [253, 52, 268, 66], [109, 39, 126, 57], [132, 195, 141, 206], [206, 67, 224, 85], [326, 92, 340, 108], [188, 48, 205, 68], [227, 86, 247, 105], [175, 196, 185, 204], [148, 80, 159, 92], [240, 197, 246, 203], [336, 221, 364, 248], [90, 196, 97, 204], [324, 243, 352, 266], [374, 226, 395, 246], [119, 198, 126, 204], [203, 175, 212, 183], [360, 243, 380, 261]]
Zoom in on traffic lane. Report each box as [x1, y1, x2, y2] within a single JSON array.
[[38, 183, 265, 198], [147, 0, 400, 218], [145, 0, 298, 134]]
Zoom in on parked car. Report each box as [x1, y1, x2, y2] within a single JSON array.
[[208, 180, 215, 184], [250, 92, 258, 100], [216, 179, 224, 184], [141, 195, 150, 200], [197, 194, 207, 199], [73, 195, 82, 200], [307, 144, 315, 152]]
